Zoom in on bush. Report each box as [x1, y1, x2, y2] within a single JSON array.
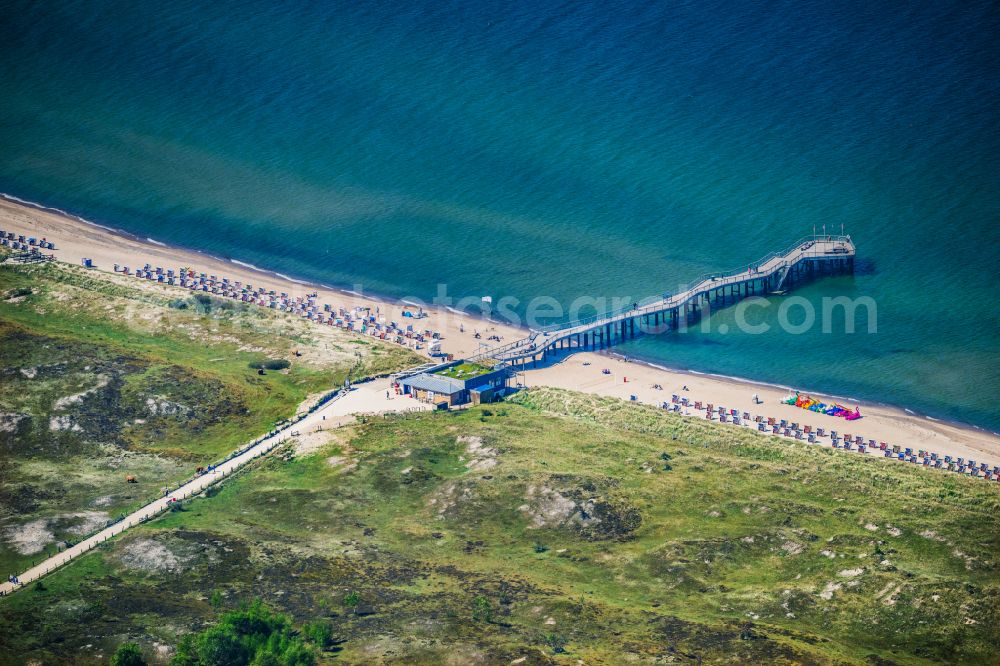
[[111, 642, 147, 666], [170, 600, 315, 666], [302, 620, 334, 648], [248, 359, 291, 371], [168, 298, 189, 310], [472, 596, 493, 623], [343, 591, 360, 607]]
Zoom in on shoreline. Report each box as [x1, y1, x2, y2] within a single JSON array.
[[3, 194, 1000, 467], [609, 351, 1000, 438]]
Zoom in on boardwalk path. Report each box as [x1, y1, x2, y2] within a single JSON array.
[[0, 381, 428, 597]]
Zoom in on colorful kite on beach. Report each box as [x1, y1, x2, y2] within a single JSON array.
[[782, 392, 861, 420]]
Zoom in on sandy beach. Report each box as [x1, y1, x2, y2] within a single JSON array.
[[4, 195, 1000, 470]]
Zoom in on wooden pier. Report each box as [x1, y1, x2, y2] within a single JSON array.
[[470, 235, 855, 367]]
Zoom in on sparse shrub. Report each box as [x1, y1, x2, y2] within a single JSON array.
[[302, 620, 334, 648], [544, 632, 566, 653], [472, 595, 493, 623], [168, 298, 189, 310], [343, 591, 360, 607], [33, 580, 46, 592], [110, 642, 147, 666], [534, 542, 548, 553]]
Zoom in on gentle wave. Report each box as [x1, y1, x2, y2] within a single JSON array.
[[146, 237, 167, 247], [274, 272, 313, 286], [1, 192, 118, 233], [230, 259, 266, 272]]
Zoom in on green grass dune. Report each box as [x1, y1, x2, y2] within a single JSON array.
[[0, 259, 417, 577], [1, 384, 996, 664]]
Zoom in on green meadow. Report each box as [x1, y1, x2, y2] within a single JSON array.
[[1, 384, 996, 664], [0, 259, 417, 577]]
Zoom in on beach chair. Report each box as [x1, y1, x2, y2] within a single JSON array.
[[795, 430, 803, 440], [767, 417, 776, 426], [694, 401, 703, 410], [758, 423, 767, 432], [803, 425, 812, 434], [879, 442, 887, 450], [892, 445, 901, 454], [884, 450, 892, 457], [771, 425, 780, 434], [816, 427, 826, 437], [782, 428, 791, 437]]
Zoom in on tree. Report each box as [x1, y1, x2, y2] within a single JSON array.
[[111, 642, 147, 666], [197, 626, 248, 666], [169, 600, 315, 666]]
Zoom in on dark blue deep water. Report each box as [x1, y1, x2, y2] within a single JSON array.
[[1, 1, 999, 428]]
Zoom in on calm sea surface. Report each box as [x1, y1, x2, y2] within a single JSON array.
[[1, 0, 998, 428]]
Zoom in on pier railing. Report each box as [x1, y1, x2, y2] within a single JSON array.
[[533, 234, 852, 335]]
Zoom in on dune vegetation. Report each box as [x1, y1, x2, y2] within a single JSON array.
[[0, 380, 996, 664], [0, 258, 417, 578]]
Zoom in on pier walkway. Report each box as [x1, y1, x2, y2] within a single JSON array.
[[470, 235, 855, 367]]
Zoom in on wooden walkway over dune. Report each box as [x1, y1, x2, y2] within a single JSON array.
[[470, 235, 855, 367]]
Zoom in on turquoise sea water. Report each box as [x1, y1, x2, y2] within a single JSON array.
[[1, 1, 998, 429]]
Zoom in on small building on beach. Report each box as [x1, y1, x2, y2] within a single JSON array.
[[398, 360, 511, 407]]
